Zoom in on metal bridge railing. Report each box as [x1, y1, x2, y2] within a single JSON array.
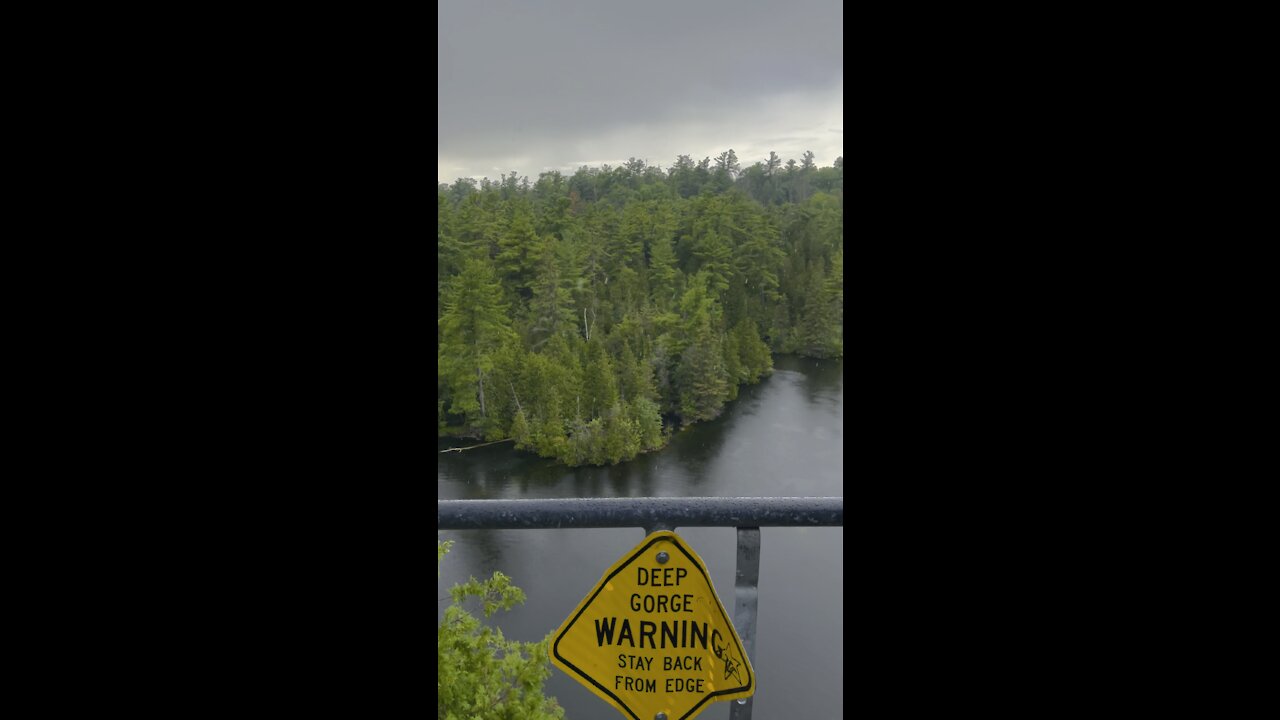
[[438, 496, 844, 720]]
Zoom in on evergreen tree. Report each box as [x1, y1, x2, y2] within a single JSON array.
[[628, 396, 665, 451], [482, 340, 525, 440], [617, 342, 655, 404], [672, 273, 730, 421], [692, 228, 733, 297], [721, 333, 742, 401], [723, 327, 745, 386], [581, 340, 618, 419], [647, 233, 680, 310], [733, 318, 774, 382], [827, 248, 844, 355], [675, 319, 731, 422], [438, 154, 842, 466], [525, 236, 577, 348], [715, 149, 741, 178], [437, 541, 564, 720], [601, 404, 637, 464], [798, 262, 841, 358], [495, 202, 543, 296], [511, 407, 531, 450], [439, 259, 516, 433]]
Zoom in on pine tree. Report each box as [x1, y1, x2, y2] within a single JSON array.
[[511, 407, 531, 450], [439, 259, 516, 432], [613, 202, 648, 273], [767, 294, 796, 353], [723, 328, 744, 386], [481, 340, 525, 440], [692, 228, 733, 297], [534, 398, 569, 460], [732, 206, 785, 314], [674, 277, 731, 422], [733, 318, 774, 382], [526, 236, 577, 348], [826, 248, 844, 356], [495, 202, 543, 296], [647, 233, 680, 310], [675, 320, 731, 422], [581, 340, 618, 419], [437, 154, 844, 465], [628, 396, 665, 451], [602, 404, 638, 464], [799, 262, 840, 358]]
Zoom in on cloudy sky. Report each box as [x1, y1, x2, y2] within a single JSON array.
[[438, 0, 843, 184]]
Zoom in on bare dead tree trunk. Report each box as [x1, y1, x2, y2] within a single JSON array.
[[477, 366, 486, 417], [508, 379, 522, 413]]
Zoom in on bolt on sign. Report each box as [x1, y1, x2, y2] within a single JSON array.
[[550, 530, 754, 720]]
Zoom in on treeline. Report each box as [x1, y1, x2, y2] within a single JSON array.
[[438, 150, 843, 466]]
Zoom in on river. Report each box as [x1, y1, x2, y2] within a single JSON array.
[[438, 354, 844, 718]]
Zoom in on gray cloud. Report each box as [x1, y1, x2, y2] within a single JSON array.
[[438, 0, 843, 183]]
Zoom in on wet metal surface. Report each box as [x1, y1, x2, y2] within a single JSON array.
[[730, 528, 761, 720], [439, 496, 844, 530]]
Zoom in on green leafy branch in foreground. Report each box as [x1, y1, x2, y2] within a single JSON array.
[[438, 541, 564, 720]]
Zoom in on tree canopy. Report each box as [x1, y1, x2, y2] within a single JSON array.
[[439, 150, 843, 466]]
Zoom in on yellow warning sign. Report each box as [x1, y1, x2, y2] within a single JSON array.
[[549, 530, 754, 720]]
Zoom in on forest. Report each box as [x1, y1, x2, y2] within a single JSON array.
[[438, 150, 843, 467]]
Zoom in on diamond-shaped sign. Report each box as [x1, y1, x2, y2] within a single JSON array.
[[550, 530, 754, 720]]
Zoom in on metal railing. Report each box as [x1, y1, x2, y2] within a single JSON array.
[[438, 496, 844, 720]]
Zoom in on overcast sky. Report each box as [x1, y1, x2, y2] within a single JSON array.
[[438, 0, 843, 185]]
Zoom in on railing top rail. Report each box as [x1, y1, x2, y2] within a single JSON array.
[[438, 496, 843, 530]]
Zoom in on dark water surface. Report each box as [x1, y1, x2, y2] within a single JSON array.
[[438, 355, 844, 719]]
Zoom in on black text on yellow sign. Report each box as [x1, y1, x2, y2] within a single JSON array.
[[549, 530, 754, 720]]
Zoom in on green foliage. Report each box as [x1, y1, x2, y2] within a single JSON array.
[[437, 542, 563, 720], [628, 395, 666, 451], [525, 235, 578, 347], [826, 248, 844, 355], [722, 325, 744, 399], [496, 202, 544, 296], [582, 340, 619, 418], [647, 233, 680, 310], [799, 261, 842, 359], [693, 228, 733, 297], [438, 151, 842, 464], [676, 339, 730, 421], [616, 342, 654, 404], [439, 259, 517, 433], [511, 408, 531, 449], [733, 318, 774, 382]]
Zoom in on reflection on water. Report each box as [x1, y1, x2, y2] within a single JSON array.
[[439, 354, 843, 718]]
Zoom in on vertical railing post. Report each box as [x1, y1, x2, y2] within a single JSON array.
[[729, 527, 761, 720]]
